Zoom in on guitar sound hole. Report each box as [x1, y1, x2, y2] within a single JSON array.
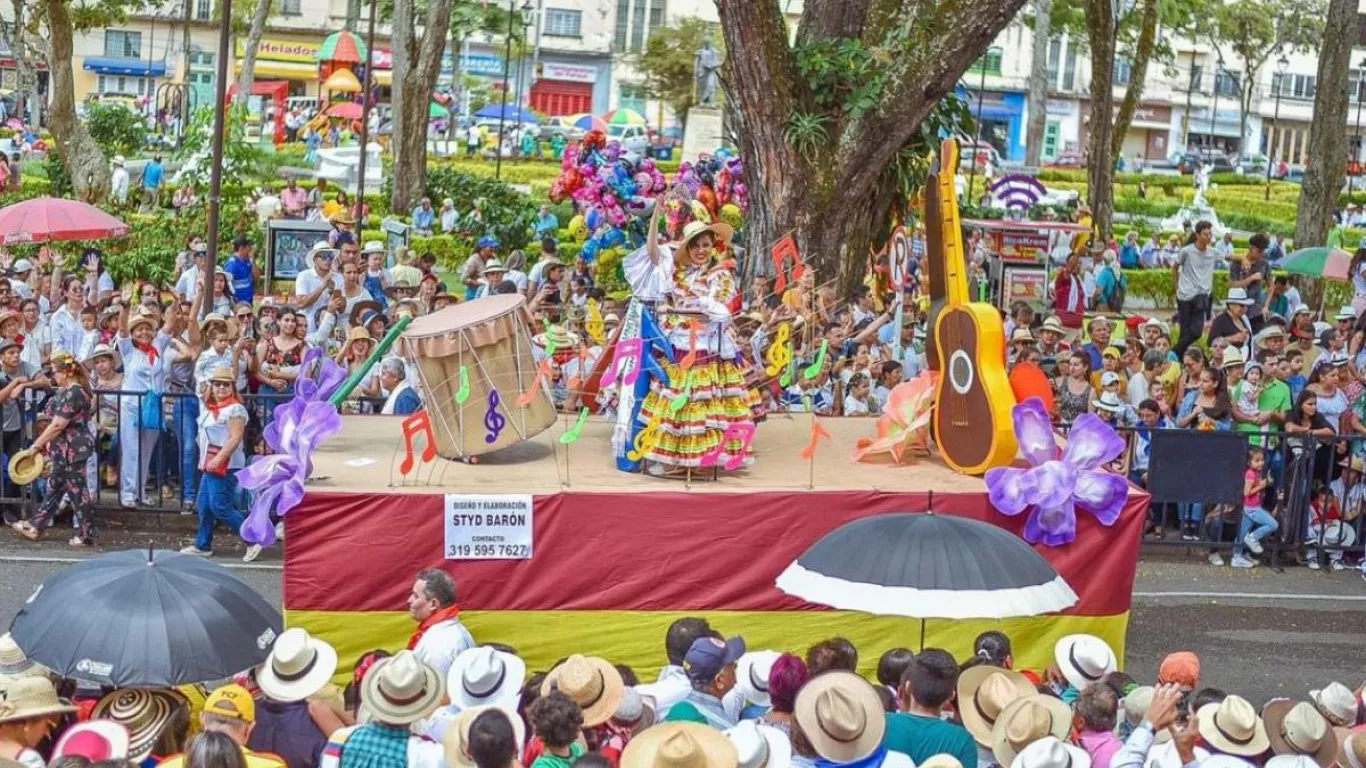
[[949, 350, 975, 395]]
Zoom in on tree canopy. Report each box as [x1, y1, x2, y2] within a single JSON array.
[[636, 18, 722, 126]]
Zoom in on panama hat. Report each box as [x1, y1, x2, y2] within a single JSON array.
[[442, 705, 526, 768], [540, 654, 625, 727], [1342, 731, 1366, 768], [1093, 391, 1126, 414], [1054, 634, 1116, 691], [1336, 306, 1357, 322], [533, 325, 582, 351], [361, 650, 443, 725], [1040, 316, 1066, 335], [1309, 682, 1359, 727], [83, 342, 121, 370], [51, 720, 131, 761], [385, 274, 421, 298], [1222, 347, 1246, 369], [920, 757, 965, 768], [958, 666, 1036, 747], [1225, 287, 1256, 306], [7, 450, 43, 487], [90, 688, 184, 762], [1010, 736, 1091, 768], [622, 722, 739, 768], [725, 720, 791, 768], [329, 211, 356, 226], [1197, 757, 1256, 768], [0, 676, 74, 725], [257, 627, 338, 703], [0, 634, 44, 680], [1011, 328, 1037, 345], [1197, 695, 1270, 757], [793, 671, 885, 763], [992, 694, 1075, 766], [735, 650, 781, 709], [447, 646, 526, 711], [1264, 700, 1338, 767], [677, 220, 734, 251], [362, 240, 386, 255], [482, 259, 507, 276]]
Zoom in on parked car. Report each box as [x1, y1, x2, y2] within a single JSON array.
[[960, 140, 1002, 173], [1045, 151, 1086, 169], [608, 124, 651, 156], [1175, 150, 1235, 174], [544, 116, 585, 144]]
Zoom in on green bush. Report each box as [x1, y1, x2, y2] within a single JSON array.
[[87, 104, 147, 157]]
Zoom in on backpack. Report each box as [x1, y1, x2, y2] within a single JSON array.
[[1101, 266, 1127, 312]]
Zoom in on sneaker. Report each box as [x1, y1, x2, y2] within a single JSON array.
[[1230, 555, 1257, 569], [243, 544, 262, 563], [274, 521, 285, 541], [1308, 559, 1321, 570], [181, 501, 196, 516], [1243, 533, 1264, 554], [179, 546, 212, 557], [1208, 553, 1225, 566], [1331, 560, 1347, 571]]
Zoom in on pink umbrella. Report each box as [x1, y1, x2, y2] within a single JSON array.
[[325, 102, 363, 120], [0, 198, 129, 246]]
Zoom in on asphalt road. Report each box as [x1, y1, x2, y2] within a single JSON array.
[[0, 537, 1360, 705]]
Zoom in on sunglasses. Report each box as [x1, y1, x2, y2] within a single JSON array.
[[211, 381, 233, 387]]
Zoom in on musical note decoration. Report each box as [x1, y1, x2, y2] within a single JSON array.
[[627, 409, 665, 462], [517, 359, 554, 408], [601, 337, 644, 388], [678, 321, 701, 371], [399, 410, 438, 475], [771, 235, 802, 293], [484, 389, 507, 444], [700, 423, 756, 471], [800, 419, 833, 461], [780, 350, 797, 388], [455, 366, 471, 405], [669, 372, 693, 413], [764, 323, 792, 377], [559, 408, 590, 445], [585, 300, 606, 344], [544, 325, 561, 357], [803, 340, 829, 381]]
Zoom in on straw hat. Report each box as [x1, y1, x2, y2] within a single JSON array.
[[1053, 634, 1116, 691], [7, 450, 43, 487], [621, 722, 739, 768], [992, 695, 1075, 766], [361, 650, 443, 725], [1011, 328, 1037, 345], [1040, 316, 1066, 335], [792, 671, 885, 763], [957, 666, 1036, 747], [90, 688, 183, 761], [482, 259, 508, 276], [257, 628, 339, 703], [447, 646, 526, 711], [920, 757, 965, 768], [128, 309, 158, 333], [442, 705, 525, 768], [199, 313, 229, 333], [540, 654, 625, 727], [362, 241, 386, 255], [677, 220, 734, 251], [207, 366, 237, 385], [330, 211, 356, 226], [84, 343, 121, 370], [1309, 683, 1359, 727], [339, 326, 375, 359], [0, 634, 43, 680], [0, 676, 74, 724], [1011, 736, 1092, 768], [725, 720, 791, 768], [1196, 695, 1270, 757], [1342, 731, 1366, 768], [533, 326, 583, 350], [1264, 700, 1338, 767]]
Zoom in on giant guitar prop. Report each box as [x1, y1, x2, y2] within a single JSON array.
[[926, 139, 1018, 474]]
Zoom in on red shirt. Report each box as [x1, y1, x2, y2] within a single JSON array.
[[1054, 271, 1084, 329]]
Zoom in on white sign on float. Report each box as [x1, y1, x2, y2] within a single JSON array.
[[444, 495, 534, 560]]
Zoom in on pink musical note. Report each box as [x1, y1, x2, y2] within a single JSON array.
[[600, 337, 644, 388], [699, 423, 757, 471], [399, 410, 437, 475]]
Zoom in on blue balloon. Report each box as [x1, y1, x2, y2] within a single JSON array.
[[602, 228, 626, 249], [585, 208, 604, 231], [581, 239, 601, 261]]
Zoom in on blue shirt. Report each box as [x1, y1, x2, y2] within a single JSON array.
[[142, 161, 164, 189], [393, 387, 422, 415], [1120, 242, 1140, 269], [412, 206, 435, 230], [224, 254, 254, 303]]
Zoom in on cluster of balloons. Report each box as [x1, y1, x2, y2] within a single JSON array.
[[549, 131, 750, 263]]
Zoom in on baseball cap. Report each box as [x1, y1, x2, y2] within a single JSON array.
[[1100, 371, 1121, 387], [12, 259, 32, 273], [1157, 651, 1200, 688], [683, 635, 746, 686], [204, 684, 256, 722]]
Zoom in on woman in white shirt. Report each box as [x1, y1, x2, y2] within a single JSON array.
[[180, 366, 250, 558]]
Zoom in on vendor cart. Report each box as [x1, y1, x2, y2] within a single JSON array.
[[963, 219, 1090, 313]]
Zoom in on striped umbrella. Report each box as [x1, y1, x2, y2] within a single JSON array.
[[604, 108, 646, 126], [317, 30, 368, 65], [571, 113, 608, 132], [1281, 247, 1354, 281]]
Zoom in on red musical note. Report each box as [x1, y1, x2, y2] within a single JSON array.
[[771, 235, 801, 293], [679, 321, 702, 371], [399, 410, 437, 475], [800, 420, 833, 460], [700, 423, 757, 471], [601, 337, 644, 388], [517, 360, 554, 408]]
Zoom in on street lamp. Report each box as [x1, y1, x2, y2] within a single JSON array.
[[1265, 54, 1289, 200], [1208, 51, 1224, 165], [1354, 56, 1366, 180], [355, 0, 379, 219], [495, 0, 535, 180], [965, 47, 998, 205]]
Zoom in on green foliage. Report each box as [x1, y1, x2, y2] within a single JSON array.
[[173, 105, 269, 204], [86, 104, 147, 157], [637, 18, 723, 122], [883, 96, 974, 202], [794, 39, 885, 119], [43, 149, 73, 199], [1122, 267, 1351, 308], [784, 110, 831, 163], [381, 165, 537, 268]]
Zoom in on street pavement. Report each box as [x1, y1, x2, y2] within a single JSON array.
[[0, 531, 1360, 705]]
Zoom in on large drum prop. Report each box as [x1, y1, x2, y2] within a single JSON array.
[[399, 295, 556, 459]]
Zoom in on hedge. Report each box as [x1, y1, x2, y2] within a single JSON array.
[[1121, 267, 1352, 309]]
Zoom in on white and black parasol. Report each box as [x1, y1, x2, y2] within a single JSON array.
[[775, 512, 1077, 647]]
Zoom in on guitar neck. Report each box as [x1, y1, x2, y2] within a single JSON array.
[[937, 139, 970, 308]]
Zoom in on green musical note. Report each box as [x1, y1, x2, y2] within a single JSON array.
[[669, 372, 693, 413], [455, 366, 471, 404], [780, 343, 797, 387], [545, 325, 560, 357], [803, 340, 829, 381], [559, 408, 590, 445]]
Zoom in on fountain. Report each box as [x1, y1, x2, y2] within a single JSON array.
[[315, 142, 384, 195]]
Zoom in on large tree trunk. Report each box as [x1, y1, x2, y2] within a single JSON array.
[[1110, 0, 1158, 159], [43, 0, 109, 201], [1084, 0, 1117, 240], [233, 0, 273, 105], [391, 0, 452, 213], [2, 0, 34, 127], [1025, 0, 1051, 167], [717, 0, 1026, 298], [1294, 0, 1354, 246]]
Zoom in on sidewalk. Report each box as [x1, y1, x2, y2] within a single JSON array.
[[0, 508, 279, 563]]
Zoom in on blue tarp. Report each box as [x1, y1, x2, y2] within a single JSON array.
[[473, 104, 539, 124]]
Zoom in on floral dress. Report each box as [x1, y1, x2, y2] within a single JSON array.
[[30, 385, 97, 541]]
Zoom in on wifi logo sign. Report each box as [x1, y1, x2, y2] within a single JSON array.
[[989, 175, 1047, 210]]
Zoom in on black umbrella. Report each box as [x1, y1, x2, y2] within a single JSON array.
[[775, 511, 1077, 648], [10, 549, 281, 687]]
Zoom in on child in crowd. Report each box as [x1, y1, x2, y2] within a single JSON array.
[[1305, 486, 1352, 571], [1230, 447, 1276, 569], [1286, 349, 1307, 401], [528, 692, 586, 768], [843, 373, 878, 416], [1235, 361, 1264, 440]]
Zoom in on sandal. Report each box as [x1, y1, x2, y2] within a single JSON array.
[[68, 536, 90, 548], [9, 522, 38, 541]]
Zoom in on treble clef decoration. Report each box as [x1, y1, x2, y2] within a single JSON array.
[[484, 389, 507, 444]]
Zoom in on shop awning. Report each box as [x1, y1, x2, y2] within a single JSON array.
[[234, 59, 316, 80], [372, 69, 392, 86], [83, 57, 167, 77]]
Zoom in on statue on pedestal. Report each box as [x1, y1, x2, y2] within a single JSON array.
[[694, 40, 722, 108]]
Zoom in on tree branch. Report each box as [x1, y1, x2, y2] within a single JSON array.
[[1111, 0, 1157, 158], [798, 0, 871, 44]]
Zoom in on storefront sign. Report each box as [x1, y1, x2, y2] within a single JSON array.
[[237, 38, 320, 63], [457, 54, 506, 78], [542, 61, 597, 83], [1002, 266, 1048, 307], [444, 494, 534, 560], [997, 231, 1052, 261], [1046, 98, 1072, 115], [371, 48, 392, 70]]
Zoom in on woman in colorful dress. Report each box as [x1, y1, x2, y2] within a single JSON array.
[[622, 205, 756, 475], [14, 350, 97, 546]]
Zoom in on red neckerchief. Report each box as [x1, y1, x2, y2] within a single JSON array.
[[13, 333, 23, 347], [407, 604, 461, 650], [205, 394, 240, 420], [134, 341, 159, 365]]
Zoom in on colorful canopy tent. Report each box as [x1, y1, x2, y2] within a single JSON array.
[[473, 104, 539, 124], [322, 68, 362, 94], [317, 29, 368, 65]]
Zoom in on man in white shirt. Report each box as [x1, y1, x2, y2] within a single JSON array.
[[110, 156, 130, 204], [9, 259, 33, 300], [294, 243, 343, 331], [174, 242, 209, 302], [406, 568, 474, 681]]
